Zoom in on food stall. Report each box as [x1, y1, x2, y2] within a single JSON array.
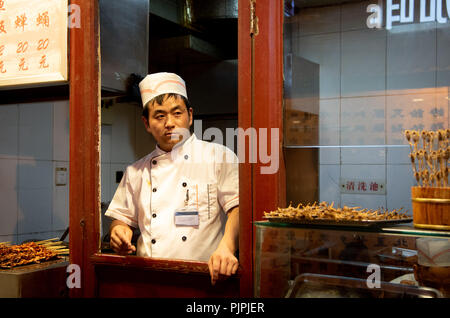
[[1, 0, 244, 298], [1, 0, 449, 299], [0, 0, 70, 297]]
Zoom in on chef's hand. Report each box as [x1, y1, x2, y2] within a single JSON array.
[[208, 206, 239, 285], [208, 241, 239, 286], [110, 220, 136, 255]]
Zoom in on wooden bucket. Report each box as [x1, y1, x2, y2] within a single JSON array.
[[411, 187, 450, 230]]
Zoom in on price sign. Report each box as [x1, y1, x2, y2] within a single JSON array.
[[0, 0, 68, 88]]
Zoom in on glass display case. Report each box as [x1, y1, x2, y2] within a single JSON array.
[[254, 221, 450, 298]]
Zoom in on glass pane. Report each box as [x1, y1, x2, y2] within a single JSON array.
[[255, 223, 449, 297], [283, 0, 450, 214]]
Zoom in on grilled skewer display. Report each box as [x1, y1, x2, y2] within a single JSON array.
[[263, 201, 410, 222], [405, 129, 450, 188], [0, 238, 68, 269]]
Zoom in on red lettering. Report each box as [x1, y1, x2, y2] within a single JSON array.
[[15, 14, 27, 31], [16, 41, 29, 54], [37, 38, 49, 51], [0, 20, 6, 34]]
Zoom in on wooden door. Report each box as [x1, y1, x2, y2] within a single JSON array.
[[68, 0, 285, 298], [238, 0, 286, 297]]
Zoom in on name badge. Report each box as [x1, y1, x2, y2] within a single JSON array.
[[174, 211, 199, 226]]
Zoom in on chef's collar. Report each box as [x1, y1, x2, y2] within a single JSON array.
[[153, 133, 196, 158]]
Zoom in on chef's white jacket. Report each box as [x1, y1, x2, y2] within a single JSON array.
[[105, 134, 239, 261]]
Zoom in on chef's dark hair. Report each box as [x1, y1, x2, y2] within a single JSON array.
[[142, 93, 191, 119]]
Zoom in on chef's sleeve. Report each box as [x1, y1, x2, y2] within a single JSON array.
[[216, 146, 239, 213], [104, 167, 138, 228]]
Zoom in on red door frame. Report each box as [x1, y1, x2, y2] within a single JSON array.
[[69, 0, 101, 298], [238, 0, 285, 297], [69, 0, 285, 298]]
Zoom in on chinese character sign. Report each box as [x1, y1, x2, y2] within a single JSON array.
[[0, 0, 68, 87], [341, 178, 386, 195], [387, 93, 449, 145]]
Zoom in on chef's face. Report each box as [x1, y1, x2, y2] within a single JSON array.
[[142, 94, 193, 152]]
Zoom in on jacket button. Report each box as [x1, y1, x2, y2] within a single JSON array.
[[151, 239, 156, 244], [152, 213, 157, 218], [152, 160, 157, 165], [182, 236, 187, 241], [152, 188, 157, 192], [184, 155, 189, 160], [182, 182, 187, 187]]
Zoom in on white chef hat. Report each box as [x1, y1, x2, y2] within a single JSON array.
[[139, 72, 188, 108], [416, 238, 450, 267]]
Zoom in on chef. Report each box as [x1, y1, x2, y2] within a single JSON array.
[[105, 72, 239, 285]]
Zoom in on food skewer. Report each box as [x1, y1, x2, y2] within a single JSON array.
[[35, 238, 59, 244], [264, 201, 410, 222], [404, 129, 449, 188], [0, 240, 68, 269]]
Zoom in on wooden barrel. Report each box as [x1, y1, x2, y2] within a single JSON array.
[[411, 187, 450, 230]]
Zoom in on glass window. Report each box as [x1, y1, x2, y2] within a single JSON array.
[[283, 0, 449, 213]]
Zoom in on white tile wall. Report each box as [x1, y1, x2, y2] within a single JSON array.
[[110, 103, 137, 164], [387, 146, 411, 165], [387, 164, 414, 215], [101, 124, 112, 203], [298, 5, 341, 36], [110, 163, 130, 200], [298, 33, 341, 99], [341, 163, 386, 180], [19, 102, 53, 160], [341, 96, 385, 146], [0, 158, 18, 236], [0, 99, 151, 241], [319, 164, 341, 206], [101, 124, 112, 164], [341, 147, 386, 165], [0, 100, 71, 241], [387, 23, 437, 93], [53, 101, 70, 162], [341, 0, 373, 32], [101, 105, 114, 125], [17, 232, 54, 244], [101, 163, 111, 203], [17, 159, 53, 234], [319, 99, 340, 164], [437, 24, 450, 87], [341, 193, 387, 210], [0, 104, 18, 158], [341, 29, 386, 97]]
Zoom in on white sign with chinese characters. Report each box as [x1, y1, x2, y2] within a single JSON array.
[[340, 179, 386, 195], [0, 0, 68, 88]]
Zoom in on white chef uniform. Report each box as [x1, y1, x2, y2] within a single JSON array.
[[105, 133, 239, 261]]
